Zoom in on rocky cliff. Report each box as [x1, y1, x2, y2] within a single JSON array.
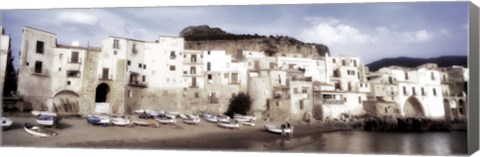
[[180, 25, 329, 58]]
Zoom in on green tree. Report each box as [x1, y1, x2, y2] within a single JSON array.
[[225, 92, 252, 118]]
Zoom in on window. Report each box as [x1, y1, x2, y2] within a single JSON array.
[[353, 60, 357, 67], [36, 41, 44, 54], [34, 61, 42, 73], [358, 96, 362, 104], [71, 51, 79, 63], [191, 54, 197, 63], [405, 72, 409, 80], [169, 65, 176, 71], [113, 39, 119, 49], [412, 87, 416, 95], [421, 87, 426, 96], [127, 60, 131, 66], [299, 100, 304, 110], [231, 73, 238, 84], [102, 68, 109, 80], [143, 64, 146, 69], [332, 58, 336, 63], [302, 87, 308, 94], [114, 50, 117, 55], [334, 83, 341, 90], [224, 73, 229, 79], [138, 63, 142, 68], [403, 86, 407, 95], [195, 92, 199, 98], [67, 70, 80, 77], [208, 74, 212, 80], [207, 62, 211, 71], [333, 69, 340, 77], [431, 72, 435, 80], [190, 66, 196, 74], [293, 88, 299, 94], [142, 75, 146, 82], [388, 77, 393, 84], [132, 44, 137, 54], [170, 51, 176, 59], [67, 81, 71, 85], [342, 59, 346, 66], [207, 51, 211, 55], [128, 90, 132, 98], [433, 88, 437, 96]]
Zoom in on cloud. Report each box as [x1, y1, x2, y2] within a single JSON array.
[[300, 17, 374, 45], [56, 12, 98, 25]]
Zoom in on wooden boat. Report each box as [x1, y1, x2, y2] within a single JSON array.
[[155, 116, 176, 125], [86, 114, 110, 126], [1, 117, 13, 130], [24, 123, 57, 137], [264, 124, 293, 135], [132, 119, 157, 127], [218, 121, 240, 129], [234, 114, 256, 121], [110, 116, 132, 126]]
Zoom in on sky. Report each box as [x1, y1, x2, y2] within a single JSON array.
[[0, 2, 469, 70]]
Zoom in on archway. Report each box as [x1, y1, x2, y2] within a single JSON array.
[[450, 100, 458, 120], [95, 83, 110, 102], [53, 90, 80, 113], [458, 99, 465, 115], [403, 96, 425, 117], [443, 99, 451, 121]]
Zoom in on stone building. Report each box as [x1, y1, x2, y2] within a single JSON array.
[[365, 63, 467, 120], [0, 26, 11, 97]]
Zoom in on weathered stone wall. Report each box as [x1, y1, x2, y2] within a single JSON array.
[[185, 39, 323, 59], [265, 99, 291, 122], [80, 50, 99, 114]]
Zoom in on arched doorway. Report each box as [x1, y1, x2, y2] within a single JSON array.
[[53, 90, 80, 113], [458, 99, 465, 115], [443, 99, 451, 121], [403, 96, 425, 117], [450, 100, 458, 120], [95, 83, 110, 102]]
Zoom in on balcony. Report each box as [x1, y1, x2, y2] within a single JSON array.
[[291, 76, 312, 82], [31, 69, 49, 77], [322, 99, 346, 105], [67, 57, 82, 64], [128, 81, 148, 88]]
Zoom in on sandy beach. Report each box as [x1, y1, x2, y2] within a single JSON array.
[[1, 115, 353, 150]]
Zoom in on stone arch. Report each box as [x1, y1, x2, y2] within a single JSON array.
[[458, 99, 465, 115], [95, 83, 110, 103], [53, 90, 80, 113], [443, 99, 451, 121], [403, 96, 425, 117]]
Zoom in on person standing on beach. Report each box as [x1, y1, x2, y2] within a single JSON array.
[[281, 123, 286, 136]]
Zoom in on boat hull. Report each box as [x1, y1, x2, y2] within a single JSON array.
[[24, 123, 57, 137], [1, 117, 13, 130], [264, 124, 293, 135]]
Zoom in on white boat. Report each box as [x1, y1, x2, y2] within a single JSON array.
[[217, 115, 231, 123], [179, 114, 189, 120], [155, 116, 176, 125], [264, 124, 293, 135], [110, 116, 132, 126], [1, 117, 13, 130], [24, 123, 57, 137], [31, 110, 57, 117], [205, 115, 218, 123], [132, 119, 157, 127], [35, 114, 59, 127], [240, 121, 255, 126], [218, 121, 240, 129], [183, 117, 201, 125], [234, 114, 256, 121], [86, 114, 111, 126]]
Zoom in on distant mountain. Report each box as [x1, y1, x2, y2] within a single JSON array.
[[367, 56, 467, 71]]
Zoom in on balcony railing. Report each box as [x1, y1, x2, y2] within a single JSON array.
[[31, 69, 49, 77], [291, 76, 312, 82], [67, 57, 82, 64], [99, 74, 113, 81]]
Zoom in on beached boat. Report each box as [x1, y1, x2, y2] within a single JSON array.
[[217, 115, 231, 123], [24, 123, 57, 137], [1, 117, 13, 130], [264, 124, 293, 135], [240, 121, 255, 126], [132, 119, 157, 127], [155, 116, 176, 125], [86, 114, 111, 126], [110, 116, 132, 126], [31, 111, 60, 127], [179, 114, 189, 120], [204, 114, 218, 123], [234, 114, 256, 121], [182, 114, 201, 125], [218, 121, 240, 129]]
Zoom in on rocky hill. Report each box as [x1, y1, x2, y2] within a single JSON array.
[[180, 25, 329, 58], [367, 56, 467, 71]]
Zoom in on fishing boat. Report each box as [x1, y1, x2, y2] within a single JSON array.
[[154, 115, 176, 125], [234, 114, 256, 122], [110, 116, 132, 126], [165, 111, 179, 119], [24, 123, 57, 137], [217, 121, 240, 129], [203, 113, 218, 123], [132, 119, 157, 127], [264, 124, 293, 135], [183, 117, 201, 125], [179, 113, 189, 120], [217, 115, 231, 123], [240, 121, 255, 126], [1, 117, 13, 130], [86, 114, 111, 126]]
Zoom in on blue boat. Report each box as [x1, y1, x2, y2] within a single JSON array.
[[86, 115, 110, 126]]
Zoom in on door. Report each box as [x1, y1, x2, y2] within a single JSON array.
[[102, 68, 109, 80], [192, 77, 197, 87]]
